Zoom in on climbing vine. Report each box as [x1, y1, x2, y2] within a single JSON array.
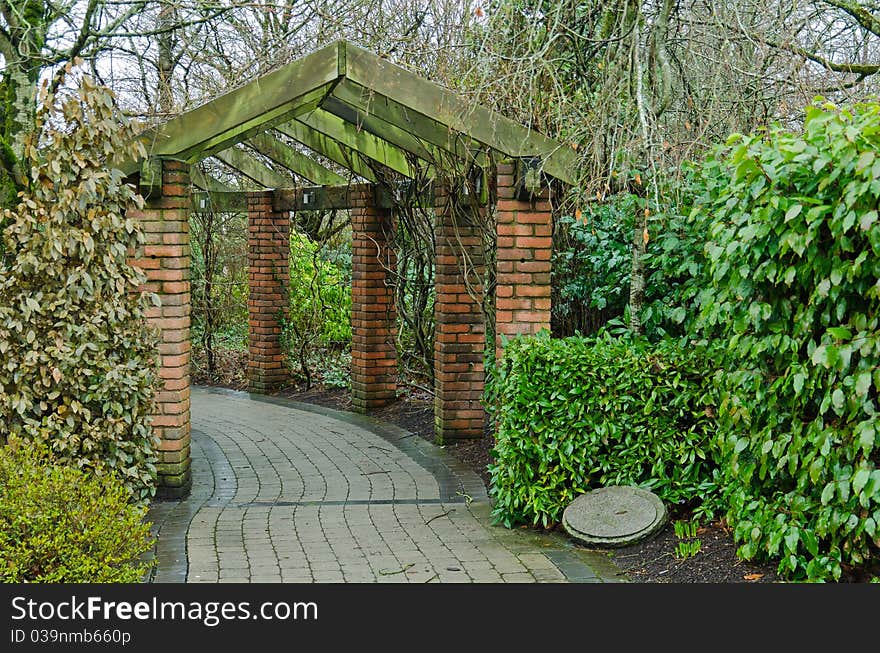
[[0, 66, 160, 503]]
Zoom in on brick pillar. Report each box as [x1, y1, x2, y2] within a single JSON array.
[[495, 161, 553, 358], [247, 191, 290, 393], [434, 182, 486, 441], [350, 184, 397, 412], [131, 159, 192, 499]]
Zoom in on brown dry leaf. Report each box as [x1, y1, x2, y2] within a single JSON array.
[[643, 227, 650, 245], [743, 573, 764, 581], [51, 367, 62, 383], [575, 207, 583, 221]]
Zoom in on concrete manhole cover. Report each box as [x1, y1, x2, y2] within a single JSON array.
[[562, 486, 668, 548]]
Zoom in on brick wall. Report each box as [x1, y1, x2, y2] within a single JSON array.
[[130, 159, 192, 499], [247, 191, 290, 393], [350, 184, 397, 412], [494, 161, 553, 358], [434, 182, 486, 440]]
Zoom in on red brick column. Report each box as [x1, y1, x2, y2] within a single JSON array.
[[495, 161, 553, 358], [434, 182, 486, 441], [350, 184, 397, 412], [131, 159, 192, 499], [247, 191, 290, 393]]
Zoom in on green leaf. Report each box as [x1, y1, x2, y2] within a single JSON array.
[[856, 150, 875, 172], [831, 388, 845, 412], [784, 204, 803, 222], [784, 528, 800, 553], [857, 422, 876, 455], [827, 327, 851, 340], [801, 530, 819, 557], [821, 483, 835, 505], [855, 372, 872, 397], [853, 468, 871, 495]]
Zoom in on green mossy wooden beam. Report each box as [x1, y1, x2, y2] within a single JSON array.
[[247, 132, 346, 185], [213, 147, 292, 189]]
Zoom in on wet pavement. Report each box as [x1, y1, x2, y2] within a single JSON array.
[[147, 386, 628, 584]]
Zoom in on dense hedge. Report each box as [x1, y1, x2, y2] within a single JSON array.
[[488, 331, 719, 528], [0, 438, 155, 583], [689, 99, 880, 580]]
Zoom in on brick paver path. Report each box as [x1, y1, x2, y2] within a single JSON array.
[[148, 387, 627, 583]]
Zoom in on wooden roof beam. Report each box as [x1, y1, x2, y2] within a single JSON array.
[[213, 147, 293, 189], [321, 95, 435, 162], [274, 121, 379, 182], [340, 42, 577, 184], [330, 80, 484, 169], [190, 166, 234, 192], [293, 108, 424, 178], [246, 132, 347, 186]]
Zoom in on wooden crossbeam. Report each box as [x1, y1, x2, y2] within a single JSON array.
[[294, 109, 420, 178], [192, 180, 436, 213], [246, 132, 346, 185], [213, 147, 292, 189], [272, 181, 434, 212], [192, 191, 248, 213], [274, 121, 379, 182]]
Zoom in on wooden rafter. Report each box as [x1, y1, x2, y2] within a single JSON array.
[[213, 147, 291, 189], [246, 132, 346, 186]]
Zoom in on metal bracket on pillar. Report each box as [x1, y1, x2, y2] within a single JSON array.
[[462, 166, 489, 205], [515, 156, 548, 202], [139, 157, 164, 200], [374, 179, 435, 209]]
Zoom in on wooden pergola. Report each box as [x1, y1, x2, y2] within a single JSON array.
[[124, 40, 576, 498]]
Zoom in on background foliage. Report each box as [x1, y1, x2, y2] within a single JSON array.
[[281, 228, 352, 388]]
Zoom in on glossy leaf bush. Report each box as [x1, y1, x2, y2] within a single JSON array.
[[0, 438, 155, 583], [693, 100, 880, 580], [0, 71, 160, 502], [488, 331, 719, 528]]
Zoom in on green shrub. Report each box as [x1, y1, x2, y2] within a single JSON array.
[[553, 194, 635, 336], [488, 330, 719, 528], [0, 438, 156, 583], [287, 229, 352, 346], [0, 72, 160, 503], [691, 99, 880, 580]]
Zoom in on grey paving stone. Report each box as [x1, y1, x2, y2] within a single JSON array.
[[147, 387, 628, 585]]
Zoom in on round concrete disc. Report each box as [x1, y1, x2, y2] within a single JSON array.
[[563, 486, 668, 548]]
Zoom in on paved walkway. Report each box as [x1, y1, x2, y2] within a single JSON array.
[[147, 387, 627, 583]]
